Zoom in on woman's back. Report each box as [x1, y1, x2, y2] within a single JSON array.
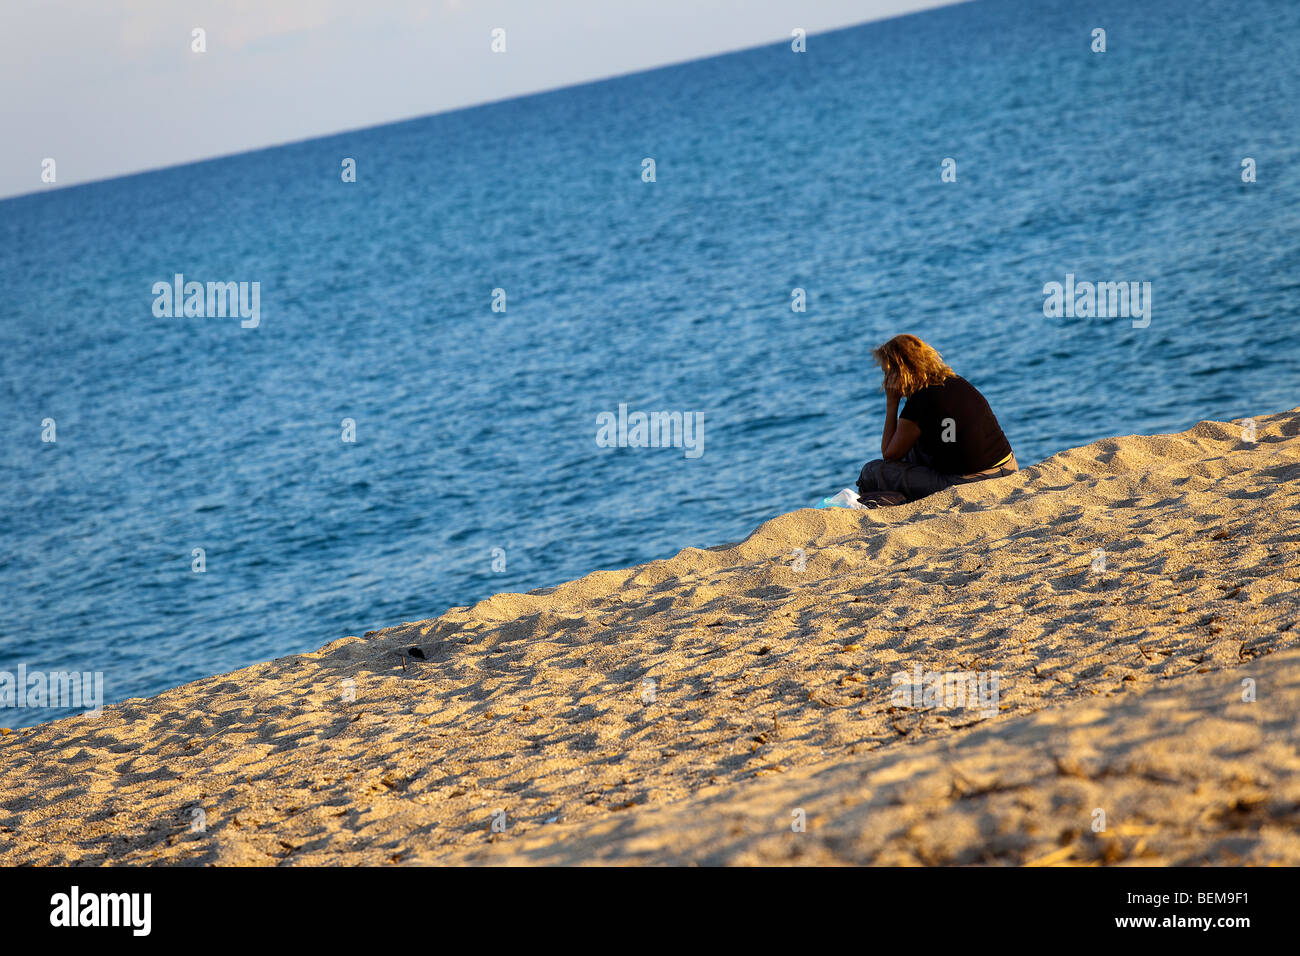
[[899, 376, 1012, 476]]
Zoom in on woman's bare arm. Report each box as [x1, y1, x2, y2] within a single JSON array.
[[881, 391, 920, 460]]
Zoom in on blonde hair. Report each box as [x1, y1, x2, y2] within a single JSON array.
[[872, 334, 955, 397]]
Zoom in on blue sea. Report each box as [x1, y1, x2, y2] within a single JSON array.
[[3, 0, 1299, 726]]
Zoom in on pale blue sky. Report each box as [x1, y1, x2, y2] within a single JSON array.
[[1, 0, 963, 200]]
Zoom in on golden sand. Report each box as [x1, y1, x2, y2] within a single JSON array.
[[2, 408, 1297, 865]]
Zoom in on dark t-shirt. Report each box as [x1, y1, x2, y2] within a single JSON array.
[[899, 376, 1012, 476]]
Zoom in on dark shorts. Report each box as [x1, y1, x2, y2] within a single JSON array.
[[857, 450, 1017, 503]]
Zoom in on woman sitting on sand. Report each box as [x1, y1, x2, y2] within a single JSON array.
[[856, 334, 1017, 505]]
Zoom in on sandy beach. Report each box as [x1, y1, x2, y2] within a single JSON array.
[[2, 407, 1297, 866]]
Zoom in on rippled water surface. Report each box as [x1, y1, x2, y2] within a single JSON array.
[[3, 0, 1299, 724]]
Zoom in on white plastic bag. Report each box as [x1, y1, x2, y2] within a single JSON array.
[[815, 488, 866, 510]]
